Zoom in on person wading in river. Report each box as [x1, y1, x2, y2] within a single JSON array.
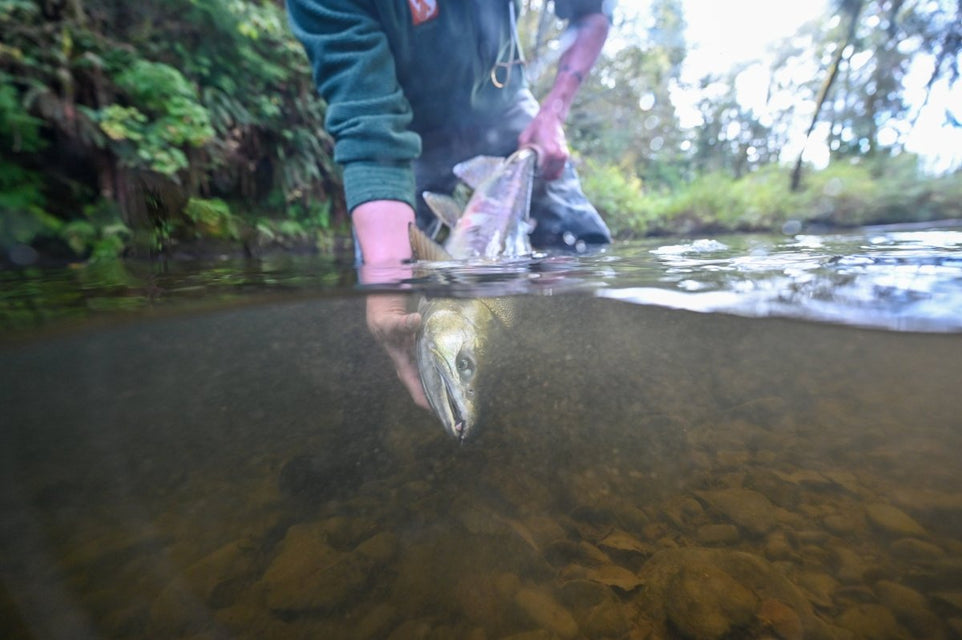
[[287, 0, 614, 406]]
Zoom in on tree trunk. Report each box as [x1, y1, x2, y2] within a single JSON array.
[[790, 0, 864, 191]]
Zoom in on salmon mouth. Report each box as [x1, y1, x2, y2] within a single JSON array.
[[442, 372, 468, 442]]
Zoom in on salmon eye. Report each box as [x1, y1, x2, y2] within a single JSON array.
[[456, 353, 475, 381]]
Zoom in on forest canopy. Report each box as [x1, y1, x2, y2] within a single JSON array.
[[1, 0, 960, 262]]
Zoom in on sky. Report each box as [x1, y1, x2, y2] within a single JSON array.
[[631, 0, 962, 173]]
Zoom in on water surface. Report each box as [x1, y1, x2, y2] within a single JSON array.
[[3, 225, 962, 639]]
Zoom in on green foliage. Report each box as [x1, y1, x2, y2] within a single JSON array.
[[55, 201, 131, 259], [60, 219, 97, 255], [0, 0, 340, 258], [579, 159, 649, 236], [82, 60, 214, 176], [0, 161, 60, 249], [184, 197, 238, 239], [798, 155, 962, 226], [0, 0, 38, 17], [115, 60, 197, 115], [0, 80, 46, 153], [589, 156, 962, 238]]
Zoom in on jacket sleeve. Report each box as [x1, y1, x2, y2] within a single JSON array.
[[287, 0, 421, 212], [553, 0, 615, 21]]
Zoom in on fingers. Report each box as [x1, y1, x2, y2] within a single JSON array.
[[400, 311, 421, 333], [396, 361, 430, 409], [365, 295, 427, 408], [366, 295, 418, 338], [518, 119, 569, 181], [519, 136, 566, 179], [541, 154, 567, 181]]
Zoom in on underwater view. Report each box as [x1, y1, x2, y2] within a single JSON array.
[[3, 224, 962, 639]]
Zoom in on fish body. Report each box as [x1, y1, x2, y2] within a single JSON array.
[[416, 147, 537, 262], [411, 147, 537, 441]]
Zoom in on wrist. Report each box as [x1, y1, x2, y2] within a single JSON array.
[[352, 200, 415, 264], [545, 97, 569, 121], [352, 200, 417, 284]]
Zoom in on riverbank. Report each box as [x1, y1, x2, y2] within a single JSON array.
[[581, 155, 962, 238], [0, 157, 962, 268], [5, 155, 959, 270]]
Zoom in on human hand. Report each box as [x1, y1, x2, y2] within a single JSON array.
[[365, 294, 429, 410], [518, 106, 569, 181]]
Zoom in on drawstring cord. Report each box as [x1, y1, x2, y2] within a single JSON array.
[[490, 2, 525, 88]]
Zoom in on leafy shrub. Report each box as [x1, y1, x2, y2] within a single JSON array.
[[0, 0, 339, 257], [83, 61, 214, 176], [0, 162, 60, 251], [579, 158, 649, 236], [0, 80, 46, 153], [184, 197, 238, 239]]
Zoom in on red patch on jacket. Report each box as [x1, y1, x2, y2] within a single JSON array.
[[408, 0, 439, 25]]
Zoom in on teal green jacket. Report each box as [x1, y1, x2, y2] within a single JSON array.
[[287, 0, 612, 212]]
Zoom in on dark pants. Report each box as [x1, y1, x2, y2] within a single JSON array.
[[414, 90, 611, 249]]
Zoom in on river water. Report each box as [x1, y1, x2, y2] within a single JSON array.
[[2, 224, 962, 639]]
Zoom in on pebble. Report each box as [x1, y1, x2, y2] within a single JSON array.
[[696, 488, 778, 536], [798, 544, 832, 567], [795, 571, 839, 609], [756, 598, 803, 640], [619, 505, 651, 530], [835, 603, 906, 640], [745, 470, 801, 509], [764, 531, 794, 561], [821, 470, 863, 495], [583, 599, 631, 638], [569, 505, 615, 541], [931, 591, 962, 614], [822, 512, 864, 537], [452, 572, 510, 628], [578, 541, 613, 565], [874, 580, 946, 638], [904, 558, 962, 591], [795, 530, 831, 546], [829, 545, 873, 585], [182, 540, 253, 607], [774, 469, 835, 491], [514, 586, 579, 639], [696, 524, 740, 545], [889, 537, 945, 562], [544, 539, 584, 568], [874, 580, 928, 612], [865, 503, 927, 537], [582, 564, 643, 592], [598, 529, 652, 556], [522, 516, 568, 548], [833, 585, 876, 605], [262, 526, 396, 612], [354, 603, 398, 640], [665, 563, 758, 640], [662, 496, 705, 528], [636, 548, 828, 640], [558, 579, 613, 611]]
